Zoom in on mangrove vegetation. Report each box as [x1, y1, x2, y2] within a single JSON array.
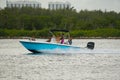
[[0, 7, 120, 38]]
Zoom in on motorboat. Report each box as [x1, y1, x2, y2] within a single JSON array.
[[20, 29, 95, 53]]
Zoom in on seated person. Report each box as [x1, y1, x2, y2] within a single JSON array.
[[60, 34, 64, 44], [68, 37, 72, 45], [46, 35, 56, 43], [51, 35, 56, 43], [56, 35, 61, 43], [60, 37, 64, 44]]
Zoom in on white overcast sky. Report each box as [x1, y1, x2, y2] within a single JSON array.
[[0, 0, 120, 12]]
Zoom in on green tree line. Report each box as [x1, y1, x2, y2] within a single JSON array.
[[0, 7, 120, 38], [0, 28, 120, 38]]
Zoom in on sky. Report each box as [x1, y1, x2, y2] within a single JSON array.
[[0, 0, 120, 13]]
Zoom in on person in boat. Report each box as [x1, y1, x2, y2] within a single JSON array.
[[46, 35, 56, 43], [60, 33, 65, 44], [47, 35, 61, 43], [56, 35, 61, 43], [51, 35, 56, 43], [64, 37, 72, 45], [68, 37, 72, 45]]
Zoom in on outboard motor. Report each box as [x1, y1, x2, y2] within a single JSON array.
[[87, 42, 95, 49]]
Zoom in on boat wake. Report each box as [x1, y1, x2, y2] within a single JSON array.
[[38, 48, 120, 54]]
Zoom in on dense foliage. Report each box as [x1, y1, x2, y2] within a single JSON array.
[[0, 29, 120, 38], [0, 7, 120, 38], [1, 7, 120, 30]]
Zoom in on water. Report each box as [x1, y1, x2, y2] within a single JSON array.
[[0, 39, 120, 80]]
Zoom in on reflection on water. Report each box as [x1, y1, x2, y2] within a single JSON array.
[[0, 39, 120, 80]]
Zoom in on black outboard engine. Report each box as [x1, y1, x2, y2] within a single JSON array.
[[87, 42, 95, 49]]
